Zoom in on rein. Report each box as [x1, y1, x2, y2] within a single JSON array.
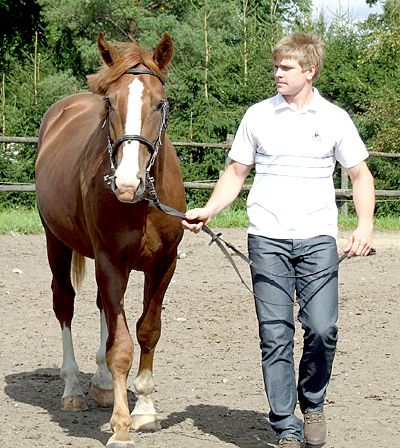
[[144, 181, 375, 306]]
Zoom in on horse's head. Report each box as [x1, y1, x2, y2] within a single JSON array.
[[88, 33, 173, 203]]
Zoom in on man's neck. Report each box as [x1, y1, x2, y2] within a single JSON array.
[[283, 85, 314, 110]]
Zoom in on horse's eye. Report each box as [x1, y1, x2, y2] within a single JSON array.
[[155, 100, 165, 111]]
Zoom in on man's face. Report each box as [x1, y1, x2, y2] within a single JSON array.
[[273, 57, 315, 98]]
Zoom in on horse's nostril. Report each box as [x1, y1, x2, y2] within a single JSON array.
[[115, 177, 140, 193]]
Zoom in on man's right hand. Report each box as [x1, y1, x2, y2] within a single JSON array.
[[182, 208, 213, 233]]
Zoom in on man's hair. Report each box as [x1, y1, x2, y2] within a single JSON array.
[[272, 32, 324, 80]]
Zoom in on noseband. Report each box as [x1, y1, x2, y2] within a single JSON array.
[[103, 68, 169, 190]]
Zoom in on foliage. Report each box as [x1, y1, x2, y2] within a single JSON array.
[[0, 0, 44, 72], [1, 48, 81, 206], [38, 0, 144, 75], [0, 0, 400, 215]]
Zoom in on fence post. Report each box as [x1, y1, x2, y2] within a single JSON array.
[[340, 166, 349, 217]]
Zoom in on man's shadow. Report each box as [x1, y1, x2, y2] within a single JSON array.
[[5, 368, 277, 447], [162, 404, 277, 447]]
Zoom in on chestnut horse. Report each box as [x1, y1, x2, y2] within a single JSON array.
[[35, 32, 185, 447]]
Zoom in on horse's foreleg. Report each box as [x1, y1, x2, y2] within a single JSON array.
[[60, 326, 87, 411], [131, 257, 177, 431], [89, 292, 114, 407], [44, 227, 87, 411], [95, 257, 134, 447]]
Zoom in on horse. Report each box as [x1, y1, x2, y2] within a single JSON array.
[[35, 32, 185, 447]]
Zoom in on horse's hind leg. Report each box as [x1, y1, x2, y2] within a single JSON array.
[[131, 256, 178, 431], [89, 290, 114, 407], [43, 226, 87, 411]]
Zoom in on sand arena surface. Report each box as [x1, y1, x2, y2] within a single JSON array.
[[1, 230, 399, 447]]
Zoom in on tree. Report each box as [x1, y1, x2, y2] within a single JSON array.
[[0, 0, 43, 72], [1, 0, 399, 215]]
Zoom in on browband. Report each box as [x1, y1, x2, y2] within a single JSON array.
[[125, 68, 165, 85]]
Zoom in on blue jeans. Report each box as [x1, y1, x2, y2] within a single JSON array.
[[248, 235, 338, 441]]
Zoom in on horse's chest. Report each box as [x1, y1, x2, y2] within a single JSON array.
[[109, 234, 170, 270]]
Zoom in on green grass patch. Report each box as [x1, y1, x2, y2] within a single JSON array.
[[0, 207, 43, 234], [338, 214, 400, 231], [210, 208, 400, 231], [210, 207, 249, 228], [0, 206, 399, 234]]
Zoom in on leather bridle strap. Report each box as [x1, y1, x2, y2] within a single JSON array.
[[112, 134, 155, 153], [145, 185, 376, 306], [125, 68, 165, 85], [104, 67, 169, 188], [146, 196, 370, 278]]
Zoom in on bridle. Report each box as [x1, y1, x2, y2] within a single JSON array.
[[103, 68, 169, 193]]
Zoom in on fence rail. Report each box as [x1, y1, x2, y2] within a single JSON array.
[[1, 135, 400, 158], [1, 182, 400, 200], [1, 136, 400, 206]]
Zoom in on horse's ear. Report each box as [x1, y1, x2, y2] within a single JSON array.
[[97, 32, 119, 66], [153, 33, 173, 71]]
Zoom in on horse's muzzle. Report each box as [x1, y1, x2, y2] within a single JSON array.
[[114, 176, 145, 203]]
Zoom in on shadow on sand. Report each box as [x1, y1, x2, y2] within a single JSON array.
[[5, 368, 276, 447]]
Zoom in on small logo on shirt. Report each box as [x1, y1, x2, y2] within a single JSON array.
[[312, 130, 321, 141]]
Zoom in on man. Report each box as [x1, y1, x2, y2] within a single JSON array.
[[182, 32, 374, 447]]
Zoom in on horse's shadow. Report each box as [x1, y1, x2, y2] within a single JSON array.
[[5, 368, 277, 447]]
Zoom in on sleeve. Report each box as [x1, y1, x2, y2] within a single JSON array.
[[227, 108, 257, 166], [335, 110, 369, 168]]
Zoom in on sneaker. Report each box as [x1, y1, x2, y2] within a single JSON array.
[[304, 410, 326, 446], [278, 438, 301, 448]]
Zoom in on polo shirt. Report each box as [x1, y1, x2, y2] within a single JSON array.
[[228, 89, 369, 239]]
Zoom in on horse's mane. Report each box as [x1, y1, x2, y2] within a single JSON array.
[[87, 41, 166, 95]]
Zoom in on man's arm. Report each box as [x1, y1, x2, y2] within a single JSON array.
[[345, 161, 375, 256], [182, 160, 253, 233]]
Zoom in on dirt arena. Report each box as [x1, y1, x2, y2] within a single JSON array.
[[1, 230, 399, 448]]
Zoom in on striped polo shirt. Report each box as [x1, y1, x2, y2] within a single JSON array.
[[228, 89, 368, 239]]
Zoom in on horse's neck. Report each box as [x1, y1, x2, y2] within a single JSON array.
[[152, 138, 173, 186], [81, 124, 109, 178]]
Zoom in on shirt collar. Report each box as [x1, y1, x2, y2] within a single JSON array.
[[273, 88, 321, 113]]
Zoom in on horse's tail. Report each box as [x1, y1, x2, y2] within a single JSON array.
[[72, 251, 86, 291]]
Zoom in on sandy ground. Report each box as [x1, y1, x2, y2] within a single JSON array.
[[1, 229, 400, 448]]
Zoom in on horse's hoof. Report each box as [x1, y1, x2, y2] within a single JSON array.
[[60, 395, 88, 411], [131, 414, 161, 432], [106, 433, 135, 447], [107, 444, 134, 448], [106, 444, 134, 448], [89, 382, 114, 407]]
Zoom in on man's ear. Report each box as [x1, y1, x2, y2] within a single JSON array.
[[307, 64, 317, 81]]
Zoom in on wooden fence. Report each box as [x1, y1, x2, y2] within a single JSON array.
[[1, 136, 400, 215]]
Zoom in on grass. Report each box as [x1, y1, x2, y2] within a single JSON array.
[[338, 214, 400, 231], [212, 208, 400, 230], [0, 206, 399, 234], [0, 207, 43, 234]]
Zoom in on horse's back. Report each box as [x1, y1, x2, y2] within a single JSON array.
[[37, 92, 103, 165]]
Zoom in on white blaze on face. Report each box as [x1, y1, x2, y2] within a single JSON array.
[[115, 78, 144, 192]]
